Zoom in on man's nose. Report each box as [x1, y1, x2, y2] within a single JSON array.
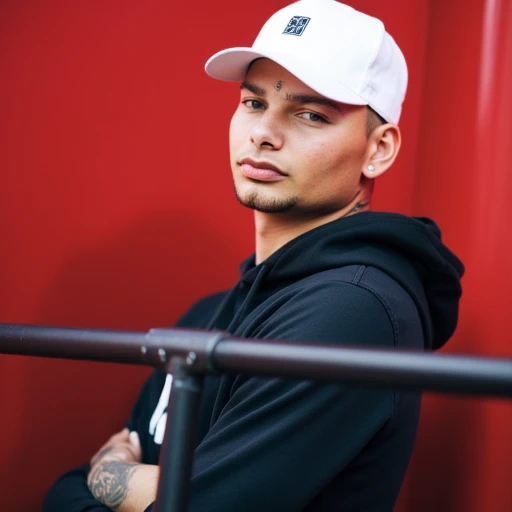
[[250, 111, 284, 150]]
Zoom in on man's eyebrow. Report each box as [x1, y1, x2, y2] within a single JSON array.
[[285, 93, 342, 112], [240, 82, 266, 96], [240, 83, 341, 112]]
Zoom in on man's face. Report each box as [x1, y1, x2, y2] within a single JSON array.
[[229, 59, 370, 217]]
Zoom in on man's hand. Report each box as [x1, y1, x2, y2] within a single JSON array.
[[87, 428, 159, 512], [90, 427, 141, 465]]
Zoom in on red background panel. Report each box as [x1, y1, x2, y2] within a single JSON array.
[[1, 1, 511, 511]]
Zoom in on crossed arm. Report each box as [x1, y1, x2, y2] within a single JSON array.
[[87, 428, 159, 512]]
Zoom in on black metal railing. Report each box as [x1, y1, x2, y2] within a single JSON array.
[[1, 323, 511, 512]]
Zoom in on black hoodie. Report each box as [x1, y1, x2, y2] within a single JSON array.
[[43, 212, 464, 512]]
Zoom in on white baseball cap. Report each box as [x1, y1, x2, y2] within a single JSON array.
[[205, 0, 408, 124]]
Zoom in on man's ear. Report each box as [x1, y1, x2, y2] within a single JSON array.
[[362, 123, 401, 179]]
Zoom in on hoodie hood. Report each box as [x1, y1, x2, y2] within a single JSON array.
[[237, 212, 464, 350]]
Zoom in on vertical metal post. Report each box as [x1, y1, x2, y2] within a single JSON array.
[[153, 357, 204, 512]]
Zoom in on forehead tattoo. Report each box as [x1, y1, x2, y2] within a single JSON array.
[[275, 80, 282, 91]]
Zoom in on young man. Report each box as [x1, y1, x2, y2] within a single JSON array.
[[44, 1, 464, 511]]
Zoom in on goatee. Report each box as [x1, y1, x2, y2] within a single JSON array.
[[234, 186, 298, 213]]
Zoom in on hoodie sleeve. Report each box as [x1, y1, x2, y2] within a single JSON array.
[[125, 283, 402, 512], [181, 281, 410, 512], [41, 463, 110, 512]]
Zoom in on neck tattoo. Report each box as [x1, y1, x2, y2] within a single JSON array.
[[347, 201, 369, 215]]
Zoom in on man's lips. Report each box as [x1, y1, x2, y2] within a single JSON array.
[[238, 158, 287, 182]]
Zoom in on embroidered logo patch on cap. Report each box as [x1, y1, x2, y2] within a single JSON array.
[[282, 16, 311, 36]]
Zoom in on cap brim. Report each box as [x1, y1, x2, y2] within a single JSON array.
[[205, 47, 368, 107]]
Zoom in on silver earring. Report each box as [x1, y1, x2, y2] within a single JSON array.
[[367, 165, 375, 172]]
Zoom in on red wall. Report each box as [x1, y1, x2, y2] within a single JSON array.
[[1, 1, 510, 510]]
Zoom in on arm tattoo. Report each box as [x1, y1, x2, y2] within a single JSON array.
[[88, 461, 138, 510]]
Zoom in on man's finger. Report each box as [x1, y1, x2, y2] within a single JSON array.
[[129, 431, 140, 448], [109, 428, 130, 443], [90, 428, 131, 465], [92, 441, 141, 465], [129, 431, 142, 461]]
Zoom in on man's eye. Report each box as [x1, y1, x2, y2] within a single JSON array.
[[242, 99, 265, 110], [298, 112, 327, 123]]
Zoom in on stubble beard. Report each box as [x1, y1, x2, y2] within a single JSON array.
[[233, 185, 298, 214]]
